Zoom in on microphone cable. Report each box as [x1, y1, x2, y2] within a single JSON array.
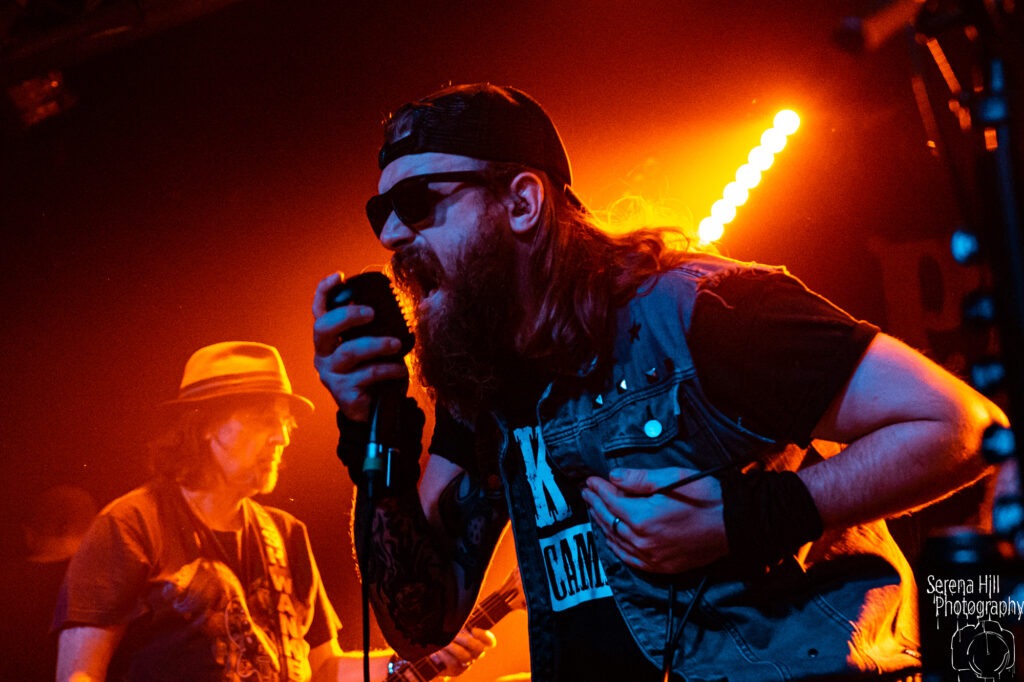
[[662, 574, 709, 682], [652, 461, 734, 679], [360, 504, 375, 682]]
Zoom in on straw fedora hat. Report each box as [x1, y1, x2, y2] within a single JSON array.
[[164, 341, 314, 416]]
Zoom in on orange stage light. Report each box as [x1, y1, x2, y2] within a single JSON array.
[[697, 109, 800, 245]]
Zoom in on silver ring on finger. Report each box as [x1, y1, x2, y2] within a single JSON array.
[[612, 516, 622, 536]]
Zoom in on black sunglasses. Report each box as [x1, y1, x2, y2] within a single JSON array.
[[366, 170, 495, 238]]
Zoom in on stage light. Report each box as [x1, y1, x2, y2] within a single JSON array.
[[6, 70, 77, 127], [734, 164, 762, 190], [710, 199, 737, 225], [982, 424, 1016, 463], [698, 109, 800, 245], [698, 217, 725, 243], [970, 358, 1007, 395], [993, 496, 1024, 537], [760, 128, 788, 154], [961, 291, 997, 326], [722, 181, 749, 207], [748, 146, 776, 172], [774, 109, 801, 135], [950, 226, 981, 265]]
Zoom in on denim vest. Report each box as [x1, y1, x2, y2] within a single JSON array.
[[499, 256, 920, 681]]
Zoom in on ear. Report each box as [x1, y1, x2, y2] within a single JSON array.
[[505, 172, 545, 236]]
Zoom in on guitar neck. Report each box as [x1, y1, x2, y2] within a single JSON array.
[[387, 589, 517, 682]]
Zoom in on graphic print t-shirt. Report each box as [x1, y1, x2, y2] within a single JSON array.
[[54, 482, 339, 681], [504, 405, 660, 679]]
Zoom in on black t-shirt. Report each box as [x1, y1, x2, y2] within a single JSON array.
[[688, 268, 878, 445], [430, 268, 878, 678]]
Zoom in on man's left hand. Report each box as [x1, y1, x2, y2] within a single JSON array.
[[424, 626, 496, 679], [582, 467, 729, 574]]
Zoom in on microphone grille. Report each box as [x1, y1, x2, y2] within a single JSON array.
[[327, 271, 415, 355]]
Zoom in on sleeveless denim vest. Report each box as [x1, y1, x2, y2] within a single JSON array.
[[498, 255, 920, 681]]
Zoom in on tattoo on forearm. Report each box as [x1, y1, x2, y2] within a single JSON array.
[[356, 493, 448, 647], [439, 471, 509, 593], [352, 473, 507, 649]]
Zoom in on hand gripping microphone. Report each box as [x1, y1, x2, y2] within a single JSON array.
[[327, 272, 415, 501]]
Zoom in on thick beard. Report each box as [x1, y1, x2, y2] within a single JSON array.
[[391, 221, 521, 424]]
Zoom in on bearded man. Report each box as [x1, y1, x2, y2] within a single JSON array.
[[313, 83, 1007, 681]]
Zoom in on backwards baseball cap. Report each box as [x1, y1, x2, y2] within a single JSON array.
[[163, 341, 314, 416], [378, 83, 573, 190]]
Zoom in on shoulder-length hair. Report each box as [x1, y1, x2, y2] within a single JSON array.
[[502, 164, 695, 377], [147, 395, 269, 489], [147, 405, 216, 488]]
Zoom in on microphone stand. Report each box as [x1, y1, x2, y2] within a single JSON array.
[[360, 382, 404, 682], [364, 397, 390, 503]]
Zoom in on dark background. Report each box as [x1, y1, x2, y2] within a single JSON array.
[[2, 1, 1017, 678]]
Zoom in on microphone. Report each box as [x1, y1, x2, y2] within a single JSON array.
[[327, 272, 415, 500], [834, 0, 925, 53]]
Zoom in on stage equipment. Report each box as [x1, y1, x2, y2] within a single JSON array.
[[858, 1, 1024, 678]]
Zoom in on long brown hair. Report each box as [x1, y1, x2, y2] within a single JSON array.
[[511, 166, 694, 376]]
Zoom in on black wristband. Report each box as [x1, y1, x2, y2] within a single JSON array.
[[334, 397, 426, 492], [721, 469, 823, 572], [335, 410, 369, 476]]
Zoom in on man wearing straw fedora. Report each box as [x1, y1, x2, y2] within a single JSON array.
[[53, 341, 491, 681]]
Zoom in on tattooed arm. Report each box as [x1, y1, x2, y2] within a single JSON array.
[[312, 273, 507, 658], [349, 401, 509, 660], [353, 452, 508, 661], [422, 454, 509, 629]]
